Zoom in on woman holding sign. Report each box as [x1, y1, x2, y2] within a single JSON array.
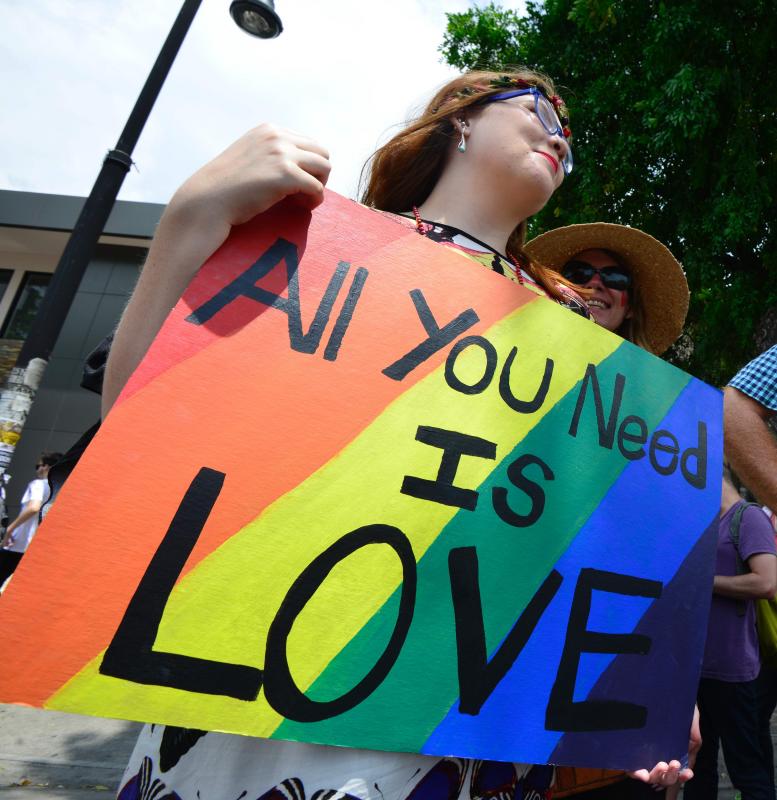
[[105, 69, 691, 800], [103, 69, 591, 413]]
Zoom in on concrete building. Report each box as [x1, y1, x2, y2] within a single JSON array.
[[0, 190, 164, 514]]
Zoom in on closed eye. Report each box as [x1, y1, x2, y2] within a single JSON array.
[[505, 96, 535, 113]]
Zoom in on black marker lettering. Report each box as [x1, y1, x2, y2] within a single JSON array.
[[568, 364, 626, 449], [444, 336, 497, 395], [186, 239, 350, 357], [499, 348, 554, 414], [323, 266, 369, 362], [401, 426, 497, 510], [648, 429, 679, 474], [618, 415, 648, 461], [449, 547, 562, 715], [100, 468, 263, 700], [680, 421, 708, 490], [383, 290, 478, 381], [546, 568, 662, 732], [492, 453, 555, 528], [263, 524, 416, 721]]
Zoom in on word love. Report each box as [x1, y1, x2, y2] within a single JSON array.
[[100, 467, 662, 733]]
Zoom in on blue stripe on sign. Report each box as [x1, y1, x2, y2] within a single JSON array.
[[422, 376, 721, 766]]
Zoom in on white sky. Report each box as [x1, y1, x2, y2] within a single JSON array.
[[1, 0, 526, 206]]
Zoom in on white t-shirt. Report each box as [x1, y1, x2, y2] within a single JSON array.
[[3, 477, 49, 553]]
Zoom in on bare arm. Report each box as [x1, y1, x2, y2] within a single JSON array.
[[102, 124, 331, 417], [724, 386, 777, 509], [714, 552, 777, 599], [0, 500, 43, 547]]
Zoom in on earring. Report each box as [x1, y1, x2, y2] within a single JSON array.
[[457, 129, 467, 153]]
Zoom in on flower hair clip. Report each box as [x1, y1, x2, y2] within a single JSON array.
[[549, 94, 571, 136], [453, 77, 529, 100], [489, 75, 531, 90], [436, 85, 481, 109]]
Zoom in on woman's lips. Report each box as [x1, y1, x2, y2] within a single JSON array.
[[535, 150, 559, 174]]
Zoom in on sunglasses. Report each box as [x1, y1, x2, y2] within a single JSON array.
[[562, 260, 632, 291], [35, 463, 45, 469]]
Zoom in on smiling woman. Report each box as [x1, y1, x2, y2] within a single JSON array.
[[523, 223, 693, 800], [525, 222, 689, 356]]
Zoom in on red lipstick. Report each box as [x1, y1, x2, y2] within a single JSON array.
[[535, 151, 559, 174]]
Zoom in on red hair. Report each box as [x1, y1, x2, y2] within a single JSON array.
[[360, 68, 578, 302]]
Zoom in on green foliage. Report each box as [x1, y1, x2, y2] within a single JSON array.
[[440, 0, 777, 384], [442, 3, 526, 70]]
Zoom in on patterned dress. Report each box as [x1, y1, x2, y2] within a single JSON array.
[[389, 215, 590, 321]]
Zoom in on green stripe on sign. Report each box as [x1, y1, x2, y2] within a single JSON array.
[[274, 343, 690, 752]]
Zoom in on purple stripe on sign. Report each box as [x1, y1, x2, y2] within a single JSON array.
[[422, 378, 721, 768]]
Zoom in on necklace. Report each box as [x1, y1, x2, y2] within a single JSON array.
[[411, 207, 525, 285]]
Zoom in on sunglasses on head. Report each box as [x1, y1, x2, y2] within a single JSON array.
[[561, 260, 632, 291]]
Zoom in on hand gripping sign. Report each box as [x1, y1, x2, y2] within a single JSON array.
[[0, 192, 720, 770]]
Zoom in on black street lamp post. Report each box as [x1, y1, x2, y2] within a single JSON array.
[[0, 0, 282, 474]]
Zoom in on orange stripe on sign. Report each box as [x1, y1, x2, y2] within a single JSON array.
[[0, 195, 537, 705]]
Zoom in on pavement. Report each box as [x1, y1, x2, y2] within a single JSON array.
[[0, 705, 139, 799], [0, 703, 762, 799]]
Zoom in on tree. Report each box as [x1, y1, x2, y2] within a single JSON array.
[[441, 0, 777, 385]]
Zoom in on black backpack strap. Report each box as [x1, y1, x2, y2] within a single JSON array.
[[729, 502, 762, 616]]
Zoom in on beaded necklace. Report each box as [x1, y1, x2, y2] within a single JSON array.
[[411, 206, 525, 286]]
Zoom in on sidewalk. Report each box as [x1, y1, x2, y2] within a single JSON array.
[[0, 703, 768, 799], [0, 705, 139, 799]]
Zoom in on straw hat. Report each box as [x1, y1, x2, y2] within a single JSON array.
[[524, 222, 689, 355]]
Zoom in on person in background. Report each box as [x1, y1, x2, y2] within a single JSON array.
[[725, 345, 777, 510], [524, 228, 694, 797], [0, 451, 62, 591], [524, 222, 688, 355], [684, 470, 777, 800], [724, 347, 777, 799], [762, 506, 777, 533]]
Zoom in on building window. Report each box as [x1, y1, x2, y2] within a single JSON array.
[[0, 272, 51, 340], [0, 269, 12, 306]]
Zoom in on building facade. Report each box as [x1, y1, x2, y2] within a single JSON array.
[[0, 190, 163, 514]]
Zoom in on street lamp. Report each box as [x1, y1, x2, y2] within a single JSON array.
[[0, 0, 283, 475], [230, 0, 283, 38]]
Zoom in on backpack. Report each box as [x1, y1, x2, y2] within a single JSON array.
[[729, 501, 777, 669]]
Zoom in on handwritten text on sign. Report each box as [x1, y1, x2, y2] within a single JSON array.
[[0, 192, 721, 770]]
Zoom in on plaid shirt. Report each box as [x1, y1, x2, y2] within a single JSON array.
[[729, 345, 777, 412]]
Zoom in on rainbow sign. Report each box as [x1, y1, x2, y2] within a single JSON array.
[[0, 192, 721, 770]]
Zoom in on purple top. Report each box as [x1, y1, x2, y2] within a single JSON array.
[[701, 501, 777, 682]]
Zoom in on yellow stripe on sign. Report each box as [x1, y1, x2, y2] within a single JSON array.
[[48, 302, 619, 737]]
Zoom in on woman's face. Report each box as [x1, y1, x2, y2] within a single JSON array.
[[564, 249, 632, 331], [461, 94, 570, 215]]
